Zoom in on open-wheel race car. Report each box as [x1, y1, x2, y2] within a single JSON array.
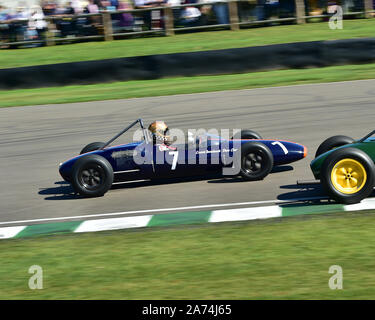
[[59, 119, 307, 197], [310, 131, 375, 204]]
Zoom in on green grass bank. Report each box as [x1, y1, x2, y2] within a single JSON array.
[[1, 212, 375, 299]]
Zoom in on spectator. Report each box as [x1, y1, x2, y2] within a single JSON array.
[[254, 0, 266, 20], [58, 2, 77, 37], [85, 0, 102, 25], [0, 5, 11, 48], [0, 5, 11, 23], [28, 5, 47, 40], [101, 0, 116, 10], [64, 2, 76, 15], [133, 0, 164, 30], [71, 0, 89, 35], [71, 0, 84, 14], [201, 0, 229, 25], [341, 0, 355, 13], [166, 0, 182, 26], [9, 5, 30, 42], [110, 0, 120, 8], [94, 0, 105, 9], [86, 0, 100, 13], [117, 1, 134, 28], [265, 0, 279, 20], [179, 5, 202, 27], [41, 1, 57, 16], [14, 4, 30, 20], [0, 4, 7, 19], [278, 0, 295, 18]]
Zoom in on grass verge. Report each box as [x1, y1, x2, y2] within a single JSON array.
[[1, 211, 375, 299], [1, 62, 375, 108], [1, 20, 375, 69]]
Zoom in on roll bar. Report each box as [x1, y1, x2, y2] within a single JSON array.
[[101, 118, 150, 149], [359, 130, 375, 143]]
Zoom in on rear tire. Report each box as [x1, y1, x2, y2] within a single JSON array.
[[232, 129, 262, 140], [315, 135, 354, 158], [237, 142, 274, 181], [321, 147, 374, 204], [71, 154, 113, 197], [80, 142, 106, 155]]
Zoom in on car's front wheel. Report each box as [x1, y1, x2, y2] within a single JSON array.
[[315, 135, 354, 158], [321, 147, 374, 204], [80, 142, 106, 155], [238, 142, 274, 181], [71, 154, 114, 197], [231, 129, 262, 140]]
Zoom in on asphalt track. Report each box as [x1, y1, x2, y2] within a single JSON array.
[[1, 79, 375, 227]]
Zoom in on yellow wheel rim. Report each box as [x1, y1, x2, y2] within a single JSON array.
[[331, 158, 367, 194]]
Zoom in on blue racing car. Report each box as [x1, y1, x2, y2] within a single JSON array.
[[59, 119, 307, 197]]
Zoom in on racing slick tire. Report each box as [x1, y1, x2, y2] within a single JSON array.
[[236, 142, 274, 181], [232, 130, 262, 140], [71, 154, 114, 197], [80, 142, 106, 155], [321, 147, 374, 204], [315, 135, 355, 158]]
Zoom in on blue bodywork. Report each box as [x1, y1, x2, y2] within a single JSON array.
[[59, 133, 307, 183]]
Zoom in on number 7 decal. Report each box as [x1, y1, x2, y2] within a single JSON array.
[[169, 151, 179, 170], [272, 141, 288, 155]]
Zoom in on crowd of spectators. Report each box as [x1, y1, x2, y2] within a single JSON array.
[[0, 0, 364, 48], [0, 1, 130, 47], [0, 0, 224, 47]]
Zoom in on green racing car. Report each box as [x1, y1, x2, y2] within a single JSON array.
[[310, 131, 375, 204]]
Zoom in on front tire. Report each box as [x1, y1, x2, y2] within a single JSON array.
[[232, 129, 262, 140], [237, 142, 274, 181], [321, 147, 374, 204], [71, 154, 114, 197], [80, 142, 106, 155], [315, 135, 355, 158]]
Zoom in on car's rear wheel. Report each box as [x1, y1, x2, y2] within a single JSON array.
[[315, 135, 355, 158], [232, 129, 262, 140], [237, 142, 273, 181], [80, 142, 106, 155], [321, 147, 374, 204], [71, 154, 113, 197]]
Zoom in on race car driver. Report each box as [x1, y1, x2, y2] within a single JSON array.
[[148, 121, 175, 146]]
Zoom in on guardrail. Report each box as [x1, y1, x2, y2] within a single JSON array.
[[0, 0, 373, 48]]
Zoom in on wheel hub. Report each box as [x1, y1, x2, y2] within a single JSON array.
[[331, 158, 367, 194], [80, 166, 103, 190], [243, 152, 263, 173]]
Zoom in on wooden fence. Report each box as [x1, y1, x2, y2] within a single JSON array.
[[0, 0, 374, 48]]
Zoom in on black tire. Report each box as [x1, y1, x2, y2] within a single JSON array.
[[236, 142, 274, 181], [71, 154, 114, 197], [321, 147, 374, 204], [315, 135, 355, 158], [80, 142, 106, 155], [231, 129, 262, 140]]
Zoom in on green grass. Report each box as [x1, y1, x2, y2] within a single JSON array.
[[1, 62, 375, 108], [1, 212, 375, 299], [1, 20, 375, 69]]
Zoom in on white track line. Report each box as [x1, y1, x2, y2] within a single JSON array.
[[210, 206, 282, 223], [0, 196, 327, 226], [0, 226, 27, 239], [75, 215, 153, 233]]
